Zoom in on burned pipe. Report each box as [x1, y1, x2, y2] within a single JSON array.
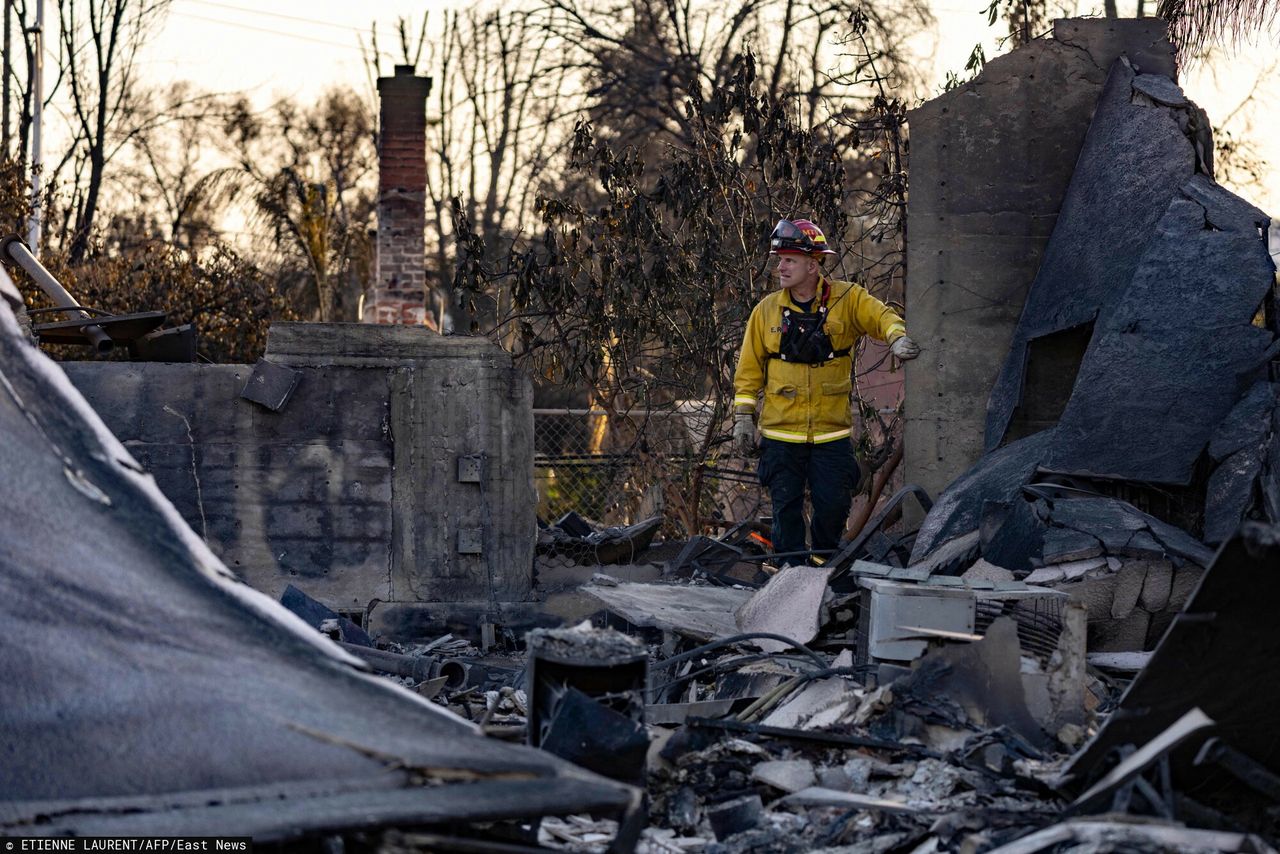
[[0, 235, 112, 353], [336, 641, 471, 687]]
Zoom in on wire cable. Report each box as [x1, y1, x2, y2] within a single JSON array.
[[650, 632, 828, 672]]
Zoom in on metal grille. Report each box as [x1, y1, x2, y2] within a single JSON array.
[[974, 591, 1069, 664], [533, 407, 766, 533]]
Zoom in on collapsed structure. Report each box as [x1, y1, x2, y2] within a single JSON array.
[[4, 15, 1280, 854]]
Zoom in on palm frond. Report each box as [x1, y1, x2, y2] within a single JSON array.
[[1159, 0, 1280, 62]]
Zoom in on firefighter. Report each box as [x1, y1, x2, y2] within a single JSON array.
[[732, 218, 920, 562]]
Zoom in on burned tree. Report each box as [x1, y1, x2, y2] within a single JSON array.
[[456, 12, 918, 533]]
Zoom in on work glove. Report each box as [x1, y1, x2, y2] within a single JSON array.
[[733, 412, 757, 456], [890, 334, 921, 361]]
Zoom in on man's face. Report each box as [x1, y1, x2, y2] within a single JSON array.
[[775, 253, 818, 289]]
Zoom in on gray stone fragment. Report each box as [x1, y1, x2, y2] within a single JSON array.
[[1042, 528, 1105, 564], [1207, 381, 1273, 461], [1170, 565, 1204, 611], [816, 766, 854, 792], [841, 757, 875, 792], [1110, 561, 1147, 620], [734, 564, 833, 653], [1056, 574, 1119, 622], [1092, 607, 1152, 653], [1138, 559, 1174, 612], [962, 559, 1016, 584], [1132, 73, 1187, 106], [751, 759, 817, 794]]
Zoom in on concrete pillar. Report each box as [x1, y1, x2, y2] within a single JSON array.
[[903, 19, 1175, 502], [369, 65, 433, 327]]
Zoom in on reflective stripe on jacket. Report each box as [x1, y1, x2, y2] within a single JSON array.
[[732, 278, 906, 444]]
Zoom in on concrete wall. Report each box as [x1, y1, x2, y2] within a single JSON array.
[[63, 323, 534, 636], [903, 19, 1175, 502]]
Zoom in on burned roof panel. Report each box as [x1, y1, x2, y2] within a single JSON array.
[[985, 60, 1202, 452], [0, 280, 635, 840], [910, 430, 1056, 563], [1045, 184, 1275, 483]]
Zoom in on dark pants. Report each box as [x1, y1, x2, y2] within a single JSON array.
[[758, 437, 861, 560]]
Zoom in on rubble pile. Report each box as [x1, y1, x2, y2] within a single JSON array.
[[0, 270, 643, 846], [5, 20, 1280, 854]]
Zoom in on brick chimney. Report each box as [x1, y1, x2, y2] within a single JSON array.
[[366, 65, 433, 326]]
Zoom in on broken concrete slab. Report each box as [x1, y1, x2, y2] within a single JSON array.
[[583, 581, 753, 642], [0, 294, 638, 841], [735, 564, 833, 653]]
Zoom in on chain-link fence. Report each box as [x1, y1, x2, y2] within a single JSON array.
[[533, 406, 767, 535]]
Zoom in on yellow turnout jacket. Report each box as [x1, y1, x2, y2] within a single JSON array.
[[733, 278, 906, 444]]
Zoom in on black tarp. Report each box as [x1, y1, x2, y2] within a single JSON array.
[[0, 274, 637, 841]]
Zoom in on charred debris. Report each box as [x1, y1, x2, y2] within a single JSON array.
[[3, 24, 1280, 854], [278, 54, 1280, 852]]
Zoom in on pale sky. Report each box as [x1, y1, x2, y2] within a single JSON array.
[[137, 0, 1280, 212]]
